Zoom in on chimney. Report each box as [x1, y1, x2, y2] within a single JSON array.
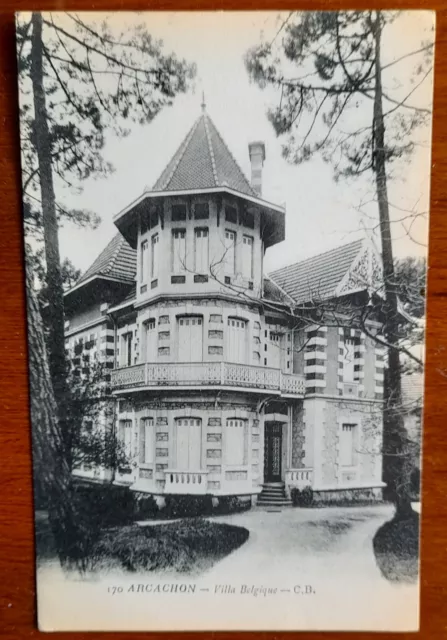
[[248, 141, 266, 197]]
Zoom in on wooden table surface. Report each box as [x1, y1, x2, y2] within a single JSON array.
[[1, 2, 446, 638]]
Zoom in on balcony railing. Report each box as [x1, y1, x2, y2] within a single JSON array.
[[285, 468, 313, 489], [111, 362, 305, 397], [164, 469, 209, 495]]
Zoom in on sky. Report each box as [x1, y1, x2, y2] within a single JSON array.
[[48, 11, 435, 276]]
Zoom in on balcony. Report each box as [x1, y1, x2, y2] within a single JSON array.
[[110, 362, 305, 397]]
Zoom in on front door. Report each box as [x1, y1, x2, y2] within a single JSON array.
[[264, 423, 282, 482]]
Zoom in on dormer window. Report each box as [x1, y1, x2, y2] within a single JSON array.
[[194, 202, 209, 220], [172, 203, 187, 222]]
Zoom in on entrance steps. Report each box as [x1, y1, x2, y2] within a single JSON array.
[[257, 482, 292, 507]]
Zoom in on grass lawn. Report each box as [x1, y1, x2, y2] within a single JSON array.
[[36, 513, 249, 574], [373, 510, 419, 583]]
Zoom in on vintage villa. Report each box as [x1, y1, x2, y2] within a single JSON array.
[[64, 104, 386, 508]]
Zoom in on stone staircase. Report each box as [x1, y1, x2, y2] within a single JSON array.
[[257, 482, 292, 507]]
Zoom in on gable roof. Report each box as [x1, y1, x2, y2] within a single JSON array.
[[75, 233, 136, 287], [150, 111, 257, 198], [269, 239, 365, 304]]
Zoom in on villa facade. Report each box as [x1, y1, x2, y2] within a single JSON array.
[[64, 106, 386, 507]]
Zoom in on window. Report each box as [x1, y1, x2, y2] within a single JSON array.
[[119, 420, 133, 459], [225, 419, 247, 466], [194, 203, 209, 220], [140, 417, 154, 464], [224, 230, 236, 275], [172, 203, 187, 222], [141, 208, 159, 233], [342, 334, 355, 383], [178, 316, 203, 362], [340, 424, 357, 467], [225, 205, 237, 224], [227, 317, 247, 364], [144, 319, 157, 361], [242, 235, 254, 279], [241, 209, 255, 229], [269, 331, 282, 369], [121, 332, 133, 367], [175, 418, 202, 470], [151, 234, 159, 278], [140, 240, 148, 282], [195, 228, 209, 274], [172, 229, 186, 272]]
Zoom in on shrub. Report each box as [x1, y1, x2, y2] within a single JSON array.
[[216, 495, 252, 514], [133, 493, 159, 519], [164, 494, 213, 518], [73, 481, 137, 528], [92, 519, 249, 573], [291, 485, 314, 507], [373, 511, 419, 583]]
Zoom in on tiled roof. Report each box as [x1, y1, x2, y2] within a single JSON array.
[[263, 276, 293, 305], [151, 112, 257, 198], [76, 233, 136, 286], [269, 239, 364, 304]]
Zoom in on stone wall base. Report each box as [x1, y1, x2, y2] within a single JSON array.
[[312, 487, 383, 505]]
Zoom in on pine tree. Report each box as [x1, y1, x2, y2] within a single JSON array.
[[245, 10, 433, 516], [18, 11, 195, 564]]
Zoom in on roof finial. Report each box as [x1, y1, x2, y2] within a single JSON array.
[[201, 91, 206, 113]]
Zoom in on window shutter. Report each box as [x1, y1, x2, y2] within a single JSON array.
[[195, 228, 209, 273], [225, 419, 246, 465], [172, 229, 186, 273], [242, 235, 253, 279], [224, 230, 235, 275], [151, 234, 159, 278], [140, 240, 148, 282]]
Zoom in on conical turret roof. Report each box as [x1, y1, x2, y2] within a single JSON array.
[[149, 110, 257, 198]]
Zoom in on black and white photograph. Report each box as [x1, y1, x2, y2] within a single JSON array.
[[17, 10, 434, 631]]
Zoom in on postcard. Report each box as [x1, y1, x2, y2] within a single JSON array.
[[17, 10, 434, 631]]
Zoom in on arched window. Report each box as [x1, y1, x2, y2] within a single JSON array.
[[225, 418, 247, 466], [175, 418, 202, 470]]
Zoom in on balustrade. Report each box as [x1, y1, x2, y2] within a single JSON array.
[[285, 468, 313, 488], [164, 469, 208, 495], [110, 361, 305, 397]]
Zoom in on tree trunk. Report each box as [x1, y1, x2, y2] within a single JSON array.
[[372, 12, 413, 519], [30, 13, 72, 467], [26, 262, 91, 569]]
